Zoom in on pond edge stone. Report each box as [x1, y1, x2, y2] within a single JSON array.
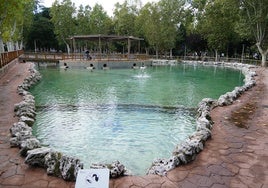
[[147, 61, 257, 176]]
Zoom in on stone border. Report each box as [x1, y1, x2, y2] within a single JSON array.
[[10, 61, 257, 181], [11, 65, 130, 181], [147, 61, 257, 175]]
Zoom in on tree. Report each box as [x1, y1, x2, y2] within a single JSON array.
[[76, 5, 91, 35], [196, 0, 239, 61], [25, 8, 58, 51], [158, 0, 185, 57], [89, 4, 112, 35], [136, 0, 185, 58], [240, 0, 268, 67], [112, 1, 140, 54], [137, 3, 162, 57], [50, 0, 76, 53], [23, 1, 38, 49], [0, 0, 35, 52], [185, 33, 207, 56], [113, 1, 138, 36]]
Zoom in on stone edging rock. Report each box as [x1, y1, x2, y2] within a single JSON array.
[[10, 61, 257, 181], [147, 61, 257, 175]]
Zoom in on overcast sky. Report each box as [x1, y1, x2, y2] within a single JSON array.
[[41, 0, 158, 16]]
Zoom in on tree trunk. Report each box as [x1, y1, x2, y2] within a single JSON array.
[[241, 44, 245, 63], [215, 49, 218, 62], [260, 52, 267, 67], [256, 42, 268, 67], [15, 41, 19, 50], [7, 41, 14, 51], [61, 34, 70, 54], [170, 49, 173, 59], [20, 40, 24, 50], [0, 37, 4, 53], [66, 43, 70, 54]]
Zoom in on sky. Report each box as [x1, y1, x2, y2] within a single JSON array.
[[41, 0, 158, 16]]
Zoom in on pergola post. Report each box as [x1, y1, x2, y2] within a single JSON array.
[[73, 38, 76, 53], [128, 37, 131, 59], [98, 35, 101, 59]]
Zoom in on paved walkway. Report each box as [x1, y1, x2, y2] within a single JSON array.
[[0, 61, 267, 188]]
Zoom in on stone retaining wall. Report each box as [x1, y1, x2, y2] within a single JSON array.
[[59, 60, 152, 70], [10, 61, 257, 181]]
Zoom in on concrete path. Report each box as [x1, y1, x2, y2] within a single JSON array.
[[0, 61, 267, 188]]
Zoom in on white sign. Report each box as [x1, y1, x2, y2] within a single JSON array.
[[75, 169, 110, 188]]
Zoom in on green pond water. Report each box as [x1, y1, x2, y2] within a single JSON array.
[[30, 64, 244, 175]]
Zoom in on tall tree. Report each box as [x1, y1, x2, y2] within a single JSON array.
[[197, 0, 239, 61], [137, 0, 185, 58], [240, 0, 268, 67], [113, 1, 138, 36], [112, 1, 140, 54], [158, 0, 185, 57], [76, 5, 91, 35], [50, 0, 76, 53], [0, 0, 35, 52], [25, 8, 58, 51], [89, 4, 112, 34], [23, 1, 37, 48], [137, 3, 161, 57], [185, 33, 207, 56]]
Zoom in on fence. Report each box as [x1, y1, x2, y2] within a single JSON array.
[[176, 55, 261, 66], [21, 52, 149, 61], [0, 50, 24, 69], [20, 52, 261, 66]]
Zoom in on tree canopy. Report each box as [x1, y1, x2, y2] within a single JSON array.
[[0, 0, 35, 52], [1, 0, 267, 66], [240, 0, 268, 66], [196, 0, 239, 60], [25, 7, 57, 51], [50, 0, 76, 53]]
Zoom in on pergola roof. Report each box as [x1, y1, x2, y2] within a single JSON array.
[[69, 34, 144, 41]]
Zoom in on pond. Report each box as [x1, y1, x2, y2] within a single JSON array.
[[30, 63, 244, 175]]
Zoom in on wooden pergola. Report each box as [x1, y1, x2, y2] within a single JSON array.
[[69, 34, 144, 58]]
